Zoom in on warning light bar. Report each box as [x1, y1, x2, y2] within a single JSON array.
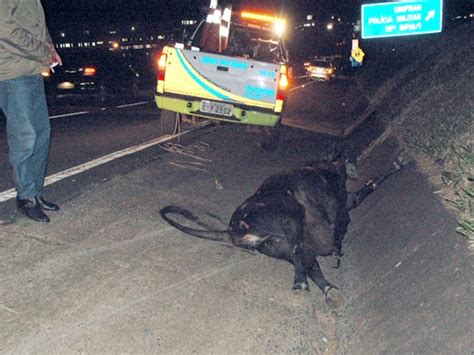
[[241, 11, 287, 36], [241, 11, 285, 24]]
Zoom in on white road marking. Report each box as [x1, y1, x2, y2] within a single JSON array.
[[115, 101, 150, 109], [48, 100, 152, 120], [49, 111, 89, 119], [0, 303, 19, 315], [290, 80, 317, 92], [0, 120, 210, 203]]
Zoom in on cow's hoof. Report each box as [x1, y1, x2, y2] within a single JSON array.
[[330, 255, 341, 269], [292, 282, 310, 291], [324, 286, 345, 309]]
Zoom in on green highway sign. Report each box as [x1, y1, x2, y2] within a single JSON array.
[[362, 0, 443, 39]]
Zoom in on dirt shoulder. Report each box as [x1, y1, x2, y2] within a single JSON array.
[[335, 134, 474, 352]]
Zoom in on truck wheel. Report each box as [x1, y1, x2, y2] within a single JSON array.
[[131, 82, 139, 98], [160, 110, 179, 136], [98, 84, 108, 108], [261, 123, 281, 151]]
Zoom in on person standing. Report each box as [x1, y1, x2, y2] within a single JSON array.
[[0, 0, 62, 223]]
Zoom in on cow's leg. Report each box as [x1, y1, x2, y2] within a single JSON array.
[[255, 230, 310, 291], [331, 209, 350, 268], [291, 242, 310, 291], [332, 226, 345, 258], [347, 183, 376, 210], [331, 225, 347, 268], [307, 261, 345, 309]]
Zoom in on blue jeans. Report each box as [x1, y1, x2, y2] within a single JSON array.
[[0, 74, 51, 199]]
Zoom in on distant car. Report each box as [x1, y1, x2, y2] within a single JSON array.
[[43, 50, 140, 105], [304, 57, 336, 81]]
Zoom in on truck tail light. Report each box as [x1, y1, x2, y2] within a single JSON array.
[[277, 65, 288, 101], [157, 53, 167, 81], [83, 67, 96, 76]]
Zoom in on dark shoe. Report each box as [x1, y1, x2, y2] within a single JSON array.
[[17, 198, 50, 223], [36, 197, 60, 211]]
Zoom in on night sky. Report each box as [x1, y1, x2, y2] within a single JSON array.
[[42, 0, 358, 29], [42, 0, 473, 30]]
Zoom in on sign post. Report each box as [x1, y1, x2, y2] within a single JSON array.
[[362, 0, 443, 39]]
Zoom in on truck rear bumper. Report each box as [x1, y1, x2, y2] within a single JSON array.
[[155, 94, 282, 127]]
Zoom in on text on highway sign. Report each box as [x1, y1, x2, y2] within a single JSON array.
[[362, 0, 443, 39]]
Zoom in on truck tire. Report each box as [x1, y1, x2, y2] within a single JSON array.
[[261, 123, 281, 151], [97, 84, 108, 108], [160, 110, 179, 136], [131, 82, 139, 98]]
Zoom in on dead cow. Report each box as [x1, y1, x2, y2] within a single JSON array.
[[160, 155, 403, 309]]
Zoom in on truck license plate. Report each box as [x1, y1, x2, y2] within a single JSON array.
[[200, 100, 233, 117]]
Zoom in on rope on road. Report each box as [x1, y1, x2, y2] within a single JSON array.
[[159, 142, 224, 190], [169, 161, 223, 190], [159, 142, 212, 162]]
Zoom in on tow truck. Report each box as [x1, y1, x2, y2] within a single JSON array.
[[155, 1, 290, 144]]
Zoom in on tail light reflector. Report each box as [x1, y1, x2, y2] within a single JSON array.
[[277, 65, 288, 101], [158, 53, 167, 81]]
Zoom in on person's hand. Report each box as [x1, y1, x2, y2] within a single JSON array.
[[47, 43, 63, 66], [50, 51, 63, 66]]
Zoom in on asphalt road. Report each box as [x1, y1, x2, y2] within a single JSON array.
[[0, 123, 346, 353], [0, 98, 158, 195], [1, 76, 472, 353], [0, 76, 364, 208], [0, 79, 365, 353]]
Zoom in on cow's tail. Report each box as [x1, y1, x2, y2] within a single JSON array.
[[347, 154, 409, 210], [159, 205, 230, 242]]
